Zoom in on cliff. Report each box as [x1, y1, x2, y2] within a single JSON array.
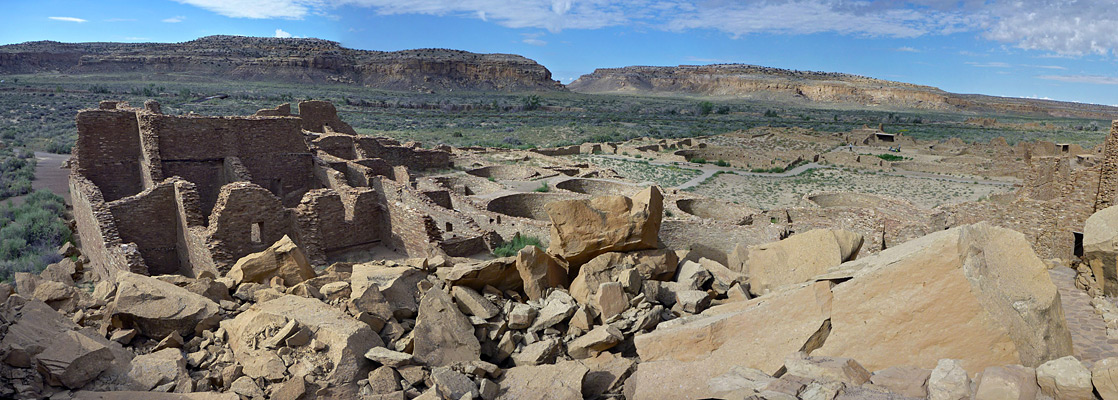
[[569, 64, 1118, 118], [0, 36, 564, 92]]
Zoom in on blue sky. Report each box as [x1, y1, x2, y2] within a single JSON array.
[[4, 0, 1118, 105]]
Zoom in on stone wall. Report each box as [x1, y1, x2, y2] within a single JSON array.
[[205, 182, 296, 270], [298, 100, 357, 135], [74, 109, 143, 201], [68, 174, 147, 279], [1095, 121, 1118, 212], [294, 187, 385, 264], [107, 181, 182, 275]]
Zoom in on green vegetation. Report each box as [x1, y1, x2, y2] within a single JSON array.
[[534, 182, 550, 192], [698, 101, 714, 116], [874, 153, 907, 162], [492, 234, 543, 258], [713, 159, 730, 167], [0, 148, 36, 200], [689, 157, 707, 164], [0, 190, 71, 282]]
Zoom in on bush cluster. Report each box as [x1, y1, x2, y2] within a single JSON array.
[[491, 234, 542, 258], [0, 190, 71, 282], [0, 148, 36, 200]]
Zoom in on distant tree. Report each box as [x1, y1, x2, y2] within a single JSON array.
[[698, 101, 714, 116], [522, 95, 541, 111]]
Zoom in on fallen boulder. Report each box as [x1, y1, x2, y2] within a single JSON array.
[[738, 229, 862, 296], [546, 186, 663, 267], [227, 235, 315, 286], [498, 360, 589, 400], [516, 245, 568, 301], [109, 271, 220, 338], [1084, 205, 1118, 296], [412, 288, 481, 367], [351, 263, 426, 319]]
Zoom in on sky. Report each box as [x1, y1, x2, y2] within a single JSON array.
[[4, 0, 1118, 106]]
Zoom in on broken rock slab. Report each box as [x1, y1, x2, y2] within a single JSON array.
[[546, 186, 663, 267], [222, 295, 381, 394], [567, 325, 623, 359], [1084, 205, 1118, 296], [739, 228, 862, 296], [1035, 356, 1093, 400], [516, 245, 568, 301], [628, 281, 833, 399], [352, 263, 429, 319], [109, 271, 220, 339], [812, 223, 1073, 373], [498, 360, 589, 400], [412, 288, 481, 368], [126, 348, 192, 392], [568, 249, 678, 305], [445, 257, 521, 295], [227, 235, 315, 286], [37, 330, 114, 389]]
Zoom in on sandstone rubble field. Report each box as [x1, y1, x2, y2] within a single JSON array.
[[3, 97, 1118, 400]]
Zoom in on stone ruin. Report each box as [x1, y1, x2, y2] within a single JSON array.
[[9, 101, 1118, 399], [69, 99, 466, 281]]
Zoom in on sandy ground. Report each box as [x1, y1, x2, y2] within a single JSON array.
[[10, 152, 70, 205]]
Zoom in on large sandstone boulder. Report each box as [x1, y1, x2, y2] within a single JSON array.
[[516, 245, 568, 301], [813, 222, 1073, 372], [1084, 205, 1118, 296], [351, 263, 427, 319], [37, 331, 114, 389], [629, 281, 833, 399], [109, 272, 220, 339], [546, 186, 663, 267], [498, 360, 589, 400], [126, 348, 192, 392], [412, 288, 481, 367], [446, 257, 520, 294], [221, 295, 381, 394], [227, 235, 315, 286], [737, 229, 862, 296]]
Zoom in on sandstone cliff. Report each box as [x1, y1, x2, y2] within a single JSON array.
[[0, 36, 564, 92], [569, 64, 1118, 118]]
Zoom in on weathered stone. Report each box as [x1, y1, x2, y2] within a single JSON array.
[[351, 263, 427, 319], [263, 319, 300, 349], [41, 258, 77, 285], [320, 281, 351, 299], [109, 272, 220, 339], [594, 282, 628, 321], [222, 295, 381, 394], [784, 352, 870, 385], [529, 290, 577, 331], [227, 235, 315, 286], [569, 305, 594, 332], [675, 260, 711, 290], [703, 366, 776, 398], [578, 352, 636, 399], [1085, 205, 1118, 296], [1036, 356, 1093, 400], [568, 325, 623, 359], [507, 303, 537, 330], [974, 365, 1039, 400], [110, 329, 137, 345], [273, 376, 307, 400], [699, 257, 746, 294], [452, 285, 500, 319], [628, 281, 832, 399], [37, 330, 114, 389], [480, 378, 500, 400], [569, 249, 679, 305], [32, 280, 79, 311], [546, 186, 663, 267], [1093, 357, 1118, 400], [126, 348, 191, 392], [412, 288, 480, 367], [365, 347, 414, 367], [368, 365, 402, 394], [431, 367, 480, 399], [674, 290, 710, 314], [869, 365, 930, 398], [71, 392, 238, 400], [446, 257, 521, 294], [153, 331, 184, 351], [512, 338, 560, 366], [743, 229, 862, 295], [498, 361, 589, 400], [813, 223, 1073, 372], [928, 359, 971, 400], [516, 245, 568, 301], [59, 242, 80, 258], [230, 376, 263, 398]]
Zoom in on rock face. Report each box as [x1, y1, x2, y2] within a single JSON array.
[[412, 288, 481, 368], [498, 361, 589, 400], [546, 186, 663, 267], [109, 272, 221, 338], [736, 229, 862, 296], [37, 331, 114, 389], [629, 281, 833, 399], [515, 245, 568, 301], [226, 235, 315, 286], [1084, 205, 1118, 296], [0, 36, 564, 92], [813, 222, 1073, 372]]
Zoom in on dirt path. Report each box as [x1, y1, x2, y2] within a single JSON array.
[[9, 152, 71, 205]]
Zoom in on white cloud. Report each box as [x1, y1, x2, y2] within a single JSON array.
[[966, 61, 1012, 68], [172, 0, 323, 19], [1037, 74, 1118, 85], [48, 16, 86, 22], [275, 28, 293, 38], [163, 16, 186, 23], [895, 46, 920, 52], [168, 0, 1118, 57]]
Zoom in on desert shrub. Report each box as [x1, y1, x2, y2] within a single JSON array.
[[534, 182, 550, 193], [689, 157, 707, 164], [698, 101, 714, 116], [0, 189, 71, 281], [522, 95, 541, 111], [492, 234, 542, 257], [0, 149, 36, 200], [875, 153, 906, 161], [714, 159, 730, 167]]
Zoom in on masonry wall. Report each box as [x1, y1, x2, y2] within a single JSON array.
[[205, 182, 296, 270], [172, 179, 220, 278], [1095, 121, 1118, 212], [74, 109, 143, 201], [69, 174, 148, 279], [355, 137, 450, 171], [373, 177, 441, 257], [295, 187, 385, 263], [107, 181, 182, 276]]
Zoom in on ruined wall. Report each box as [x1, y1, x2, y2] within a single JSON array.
[[69, 174, 147, 279], [298, 100, 357, 135], [107, 181, 182, 275], [172, 179, 220, 278], [74, 108, 143, 201], [205, 182, 295, 270], [1095, 121, 1118, 212], [355, 137, 450, 171], [373, 178, 442, 257], [294, 187, 385, 263]]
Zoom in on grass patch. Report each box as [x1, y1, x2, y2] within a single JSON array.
[[534, 182, 550, 192], [492, 234, 543, 258], [874, 153, 907, 162], [713, 159, 730, 167]]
